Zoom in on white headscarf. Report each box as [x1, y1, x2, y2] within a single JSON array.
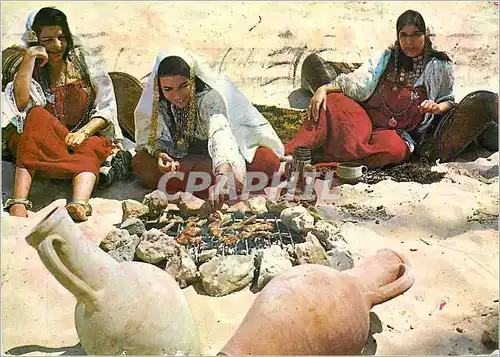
[[20, 7, 82, 47], [20, 9, 38, 46], [134, 46, 284, 164]]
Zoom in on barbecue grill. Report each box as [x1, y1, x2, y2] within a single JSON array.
[[148, 213, 303, 264]]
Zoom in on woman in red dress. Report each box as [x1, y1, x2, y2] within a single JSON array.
[[287, 10, 455, 168], [3, 7, 123, 221]]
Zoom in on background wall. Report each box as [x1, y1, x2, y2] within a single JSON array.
[[2, 1, 499, 107]]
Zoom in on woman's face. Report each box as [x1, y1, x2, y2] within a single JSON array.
[[398, 25, 425, 58], [159, 75, 192, 109], [39, 25, 68, 63]]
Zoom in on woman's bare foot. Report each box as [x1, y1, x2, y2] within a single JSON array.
[[9, 203, 28, 217]]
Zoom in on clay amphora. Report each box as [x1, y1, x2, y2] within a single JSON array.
[[219, 248, 414, 355], [26, 207, 201, 355]]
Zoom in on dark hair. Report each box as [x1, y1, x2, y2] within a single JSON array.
[[32, 7, 74, 60], [393, 10, 451, 71], [31, 8, 94, 131], [157, 56, 208, 97]]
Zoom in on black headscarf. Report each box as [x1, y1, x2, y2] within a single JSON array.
[[393, 10, 451, 72]]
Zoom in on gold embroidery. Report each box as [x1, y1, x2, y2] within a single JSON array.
[[149, 58, 198, 151], [148, 75, 160, 148], [175, 63, 197, 150]]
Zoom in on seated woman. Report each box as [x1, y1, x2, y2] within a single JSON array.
[[3, 7, 123, 221], [132, 47, 284, 208], [286, 9, 454, 168]]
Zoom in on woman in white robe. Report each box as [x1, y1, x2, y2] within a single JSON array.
[[132, 47, 284, 208]]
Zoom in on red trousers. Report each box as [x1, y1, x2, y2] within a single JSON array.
[[131, 146, 281, 196], [7, 106, 112, 179], [285, 93, 410, 168]]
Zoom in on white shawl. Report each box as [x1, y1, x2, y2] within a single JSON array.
[[134, 47, 285, 168], [2, 8, 123, 142]]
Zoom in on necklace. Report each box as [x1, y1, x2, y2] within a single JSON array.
[[396, 55, 425, 88], [171, 100, 197, 151], [51, 62, 70, 123], [50, 59, 92, 133], [171, 78, 197, 151], [379, 83, 418, 128]]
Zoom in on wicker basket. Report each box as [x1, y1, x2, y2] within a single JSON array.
[[300, 53, 361, 94], [2, 45, 25, 91], [108, 71, 143, 141]]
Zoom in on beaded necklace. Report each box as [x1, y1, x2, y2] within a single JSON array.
[[397, 55, 425, 88], [380, 55, 426, 128], [171, 67, 197, 151], [39, 51, 92, 132]]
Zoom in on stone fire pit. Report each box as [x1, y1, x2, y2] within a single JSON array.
[[100, 190, 353, 297]]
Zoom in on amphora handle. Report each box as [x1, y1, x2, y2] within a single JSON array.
[[367, 263, 415, 307], [38, 234, 99, 310]]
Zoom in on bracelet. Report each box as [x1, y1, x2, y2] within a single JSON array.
[[152, 149, 163, 159], [81, 128, 92, 138], [4, 198, 33, 211]]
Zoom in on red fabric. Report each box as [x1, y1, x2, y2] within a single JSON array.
[[131, 151, 215, 195], [8, 106, 112, 179], [246, 146, 282, 186], [46, 80, 91, 126], [363, 67, 427, 131], [131, 146, 281, 196], [285, 78, 427, 168]]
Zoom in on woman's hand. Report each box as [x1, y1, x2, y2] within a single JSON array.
[[65, 131, 87, 148], [418, 100, 445, 115], [308, 85, 328, 122], [208, 169, 244, 211], [25, 46, 49, 67], [157, 152, 180, 173], [14, 46, 50, 111]]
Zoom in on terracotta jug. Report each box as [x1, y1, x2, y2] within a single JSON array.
[[219, 248, 414, 355], [26, 207, 201, 355]]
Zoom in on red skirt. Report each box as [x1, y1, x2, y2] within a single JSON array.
[[285, 93, 410, 168], [131, 146, 281, 196], [7, 106, 112, 179]]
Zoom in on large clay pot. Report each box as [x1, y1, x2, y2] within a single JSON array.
[[26, 206, 201, 355], [219, 248, 414, 355]]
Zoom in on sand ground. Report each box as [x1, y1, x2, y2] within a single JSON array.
[[1, 1, 499, 355]]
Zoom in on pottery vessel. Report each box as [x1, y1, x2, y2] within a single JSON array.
[[336, 162, 368, 184], [219, 248, 414, 355], [26, 207, 201, 355]]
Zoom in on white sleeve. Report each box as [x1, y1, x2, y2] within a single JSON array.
[[330, 50, 391, 102], [199, 90, 246, 176], [81, 47, 123, 141], [3, 77, 46, 133]]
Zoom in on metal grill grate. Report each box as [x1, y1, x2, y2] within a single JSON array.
[[157, 214, 301, 264]]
